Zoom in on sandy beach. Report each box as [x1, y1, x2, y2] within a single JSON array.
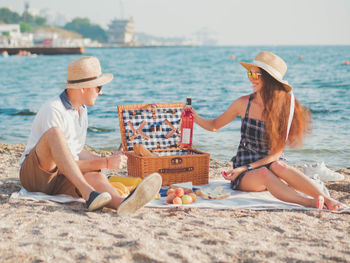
[[0, 143, 349, 262]]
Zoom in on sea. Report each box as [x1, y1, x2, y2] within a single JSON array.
[[0, 46, 349, 169]]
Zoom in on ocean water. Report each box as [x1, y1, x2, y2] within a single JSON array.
[[0, 46, 349, 168]]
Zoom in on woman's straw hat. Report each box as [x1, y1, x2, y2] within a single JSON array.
[[240, 51, 292, 92], [61, 56, 113, 89]]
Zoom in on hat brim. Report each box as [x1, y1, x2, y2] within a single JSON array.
[[240, 61, 292, 92], [61, 73, 114, 89]]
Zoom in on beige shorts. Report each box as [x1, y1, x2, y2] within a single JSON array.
[[20, 147, 80, 198]]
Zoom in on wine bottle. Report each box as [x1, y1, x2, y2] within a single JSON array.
[[180, 97, 193, 148]]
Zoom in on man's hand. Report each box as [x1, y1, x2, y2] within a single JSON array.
[[107, 151, 128, 170]]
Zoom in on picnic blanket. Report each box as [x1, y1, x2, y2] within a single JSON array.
[[10, 178, 349, 213]]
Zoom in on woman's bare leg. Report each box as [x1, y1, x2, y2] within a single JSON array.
[[238, 167, 323, 208], [269, 161, 341, 210]]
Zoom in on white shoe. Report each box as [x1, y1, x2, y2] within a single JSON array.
[[302, 162, 344, 182], [117, 173, 162, 216]]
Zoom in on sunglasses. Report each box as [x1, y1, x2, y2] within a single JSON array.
[[247, 71, 262, 81], [97, 86, 102, 93]]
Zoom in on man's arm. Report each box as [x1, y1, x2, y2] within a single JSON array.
[[77, 149, 127, 173], [78, 148, 101, 160]]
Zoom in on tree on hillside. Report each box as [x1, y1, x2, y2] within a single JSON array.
[[22, 12, 46, 26], [19, 22, 32, 32], [0, 8, 21, 24], [64, 18, 107, 43]]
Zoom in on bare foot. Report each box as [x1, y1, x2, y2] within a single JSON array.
[[324, 197, 342, 210]]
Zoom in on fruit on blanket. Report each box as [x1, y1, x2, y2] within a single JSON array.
[[166, 193, 176, 204], [154, 193, 161, 200], [184, 188, 193, 194], [174, 188, 184, 198], [195, 189, 201, 196], [173, 197, 182, 204], [181, 194, 193, 204], [188, 193, 196, 202], [167, 188, 175, 196]]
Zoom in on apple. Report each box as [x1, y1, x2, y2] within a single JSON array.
[[167, 188, 175, 196], [174, 188, 184, 197], [181, 194, 193, 204], [184, 188, 193, 194], [188, 193, 197, 202], [173, 197, 182, 204], [166, 193, 175, 204]]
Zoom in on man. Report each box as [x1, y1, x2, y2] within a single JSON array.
[[19, 56, 162, 215]]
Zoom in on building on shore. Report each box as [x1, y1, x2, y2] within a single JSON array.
[[107, 17, 136, 46]]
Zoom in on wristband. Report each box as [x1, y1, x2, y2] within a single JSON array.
[[106, 157, 109, 169]]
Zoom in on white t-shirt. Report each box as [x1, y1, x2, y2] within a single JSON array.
[[20, 91, 88, 165]]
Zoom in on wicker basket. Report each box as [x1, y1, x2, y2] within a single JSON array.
[[118, 103, 210, 186]]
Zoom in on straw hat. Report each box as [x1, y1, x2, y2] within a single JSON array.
[[240, 51, 292, 92], [61, 56, 113, 89]]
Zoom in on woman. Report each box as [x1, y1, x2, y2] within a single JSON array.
[[191, 51, 342, 210]]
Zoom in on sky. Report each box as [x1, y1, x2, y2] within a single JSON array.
[[1, 0, 350, 45]]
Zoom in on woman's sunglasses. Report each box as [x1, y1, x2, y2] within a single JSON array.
[[247, 71, 262, 81]]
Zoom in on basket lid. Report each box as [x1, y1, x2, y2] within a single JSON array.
[[118, 103, 185, 152]]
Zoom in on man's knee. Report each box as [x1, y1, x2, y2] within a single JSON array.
[[84, 172, 108, 185]]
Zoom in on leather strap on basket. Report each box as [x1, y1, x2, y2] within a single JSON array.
[[127, 120, 150, 141], [158, 167, 194, 173], [164, 119, 179, 139]]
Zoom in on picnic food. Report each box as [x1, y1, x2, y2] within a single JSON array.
[[174, 188, 184, 197], [167, 188, 175, 196], [173, 197, 182, 204], [133, 144, 155, 157], [166, 193, 176, 203], [195, 186, 230, 200], [166, 187, 197, 205], [181, 194, 193, 204]]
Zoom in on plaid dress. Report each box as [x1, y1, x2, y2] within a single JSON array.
[[231, 94, 271, 189]]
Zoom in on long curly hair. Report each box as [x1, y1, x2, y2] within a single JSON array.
[[260, 68, 311, 153]]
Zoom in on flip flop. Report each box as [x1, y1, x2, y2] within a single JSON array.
[[117, 173, 162, 216]]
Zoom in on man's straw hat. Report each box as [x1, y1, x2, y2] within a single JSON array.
[[240, 51, 292, 92], [61, 56, 113, 89]]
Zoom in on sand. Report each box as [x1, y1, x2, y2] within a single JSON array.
[[0, 143, 349, 262]]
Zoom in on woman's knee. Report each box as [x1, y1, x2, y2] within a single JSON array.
[[270, 160, 288, 174]]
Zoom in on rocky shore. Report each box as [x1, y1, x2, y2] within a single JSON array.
[[0, 143, 349, 262]]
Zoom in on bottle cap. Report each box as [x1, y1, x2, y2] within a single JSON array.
[[186, 97, 192, 106]]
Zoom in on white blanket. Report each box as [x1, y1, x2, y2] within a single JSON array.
[[10, 187, 85, 204], [10, 179, 349, 213]]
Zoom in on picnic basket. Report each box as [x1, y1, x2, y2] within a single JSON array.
[[117, 102, 210, 186]]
